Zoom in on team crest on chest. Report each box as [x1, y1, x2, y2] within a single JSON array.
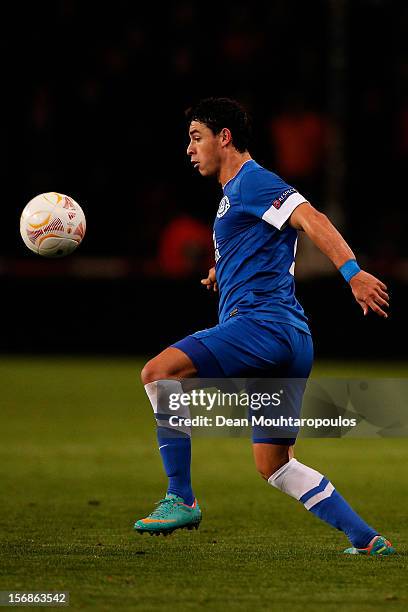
[[217, 196, 231, 218]]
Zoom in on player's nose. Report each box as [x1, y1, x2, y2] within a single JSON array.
[[186, 141, 194, 156]]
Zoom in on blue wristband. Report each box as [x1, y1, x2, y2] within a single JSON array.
[[339, 259, 361, 283]]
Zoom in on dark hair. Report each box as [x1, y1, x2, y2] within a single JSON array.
[[185, 97, 252, 153]]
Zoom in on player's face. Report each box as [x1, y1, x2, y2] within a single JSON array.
[[187, 121, 222, 177]]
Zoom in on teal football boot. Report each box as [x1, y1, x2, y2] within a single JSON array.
[[343, 535, 396, 556], [134, 494, 202, 536]]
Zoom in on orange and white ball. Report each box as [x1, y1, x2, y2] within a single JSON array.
[[20, 192, 86, 257]]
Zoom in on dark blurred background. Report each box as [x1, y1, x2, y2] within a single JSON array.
[[2, 0, 407, 358]]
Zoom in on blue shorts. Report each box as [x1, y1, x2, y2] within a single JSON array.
[[172, 315, 313, 445]]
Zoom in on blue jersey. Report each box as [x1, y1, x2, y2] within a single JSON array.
[[213, 159, 310, 334]]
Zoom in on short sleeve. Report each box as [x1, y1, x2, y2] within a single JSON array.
[[240, 169, 307, 230]]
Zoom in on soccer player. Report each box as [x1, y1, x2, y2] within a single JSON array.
[[134, 98, 395, 556]]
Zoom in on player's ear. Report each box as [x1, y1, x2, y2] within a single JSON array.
[[220, 128, 232, 147]]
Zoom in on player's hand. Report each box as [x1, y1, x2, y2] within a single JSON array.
[[349, 271, 389, 318], [201, 266, 218, 292]]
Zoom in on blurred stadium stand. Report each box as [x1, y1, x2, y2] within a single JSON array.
[[2, 0, 407, 358]]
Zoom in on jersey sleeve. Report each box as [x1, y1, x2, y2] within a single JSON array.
[[240, 170, 307, 230]]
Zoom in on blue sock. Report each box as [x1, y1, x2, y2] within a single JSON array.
[[157, 428, 194, 506], [306, 487, 377, 548], [269, 459, 377, 548]]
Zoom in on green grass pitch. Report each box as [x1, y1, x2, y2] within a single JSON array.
[[0, 357, 407, 611]]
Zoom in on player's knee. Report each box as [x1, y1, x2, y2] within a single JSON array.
[[141, 358, 170, 385]]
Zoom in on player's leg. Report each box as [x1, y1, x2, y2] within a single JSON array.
[[135, 337, 224, 535], [264, 449, 395, 555], [141, 347, 197, 507], [254, 440, 380, 549], [253, 325, 395, 555]]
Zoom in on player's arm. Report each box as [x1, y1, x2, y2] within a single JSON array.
[[289, 202, 389, 318]]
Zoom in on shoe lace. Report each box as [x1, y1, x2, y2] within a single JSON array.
[[148, 498, 179, 519]]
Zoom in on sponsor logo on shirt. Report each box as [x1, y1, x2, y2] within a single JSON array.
[[217, 196, 231, 218], [272, 187, 297, 209]]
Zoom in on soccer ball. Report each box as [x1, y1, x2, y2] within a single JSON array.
[[20, 192, 86, 258]]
